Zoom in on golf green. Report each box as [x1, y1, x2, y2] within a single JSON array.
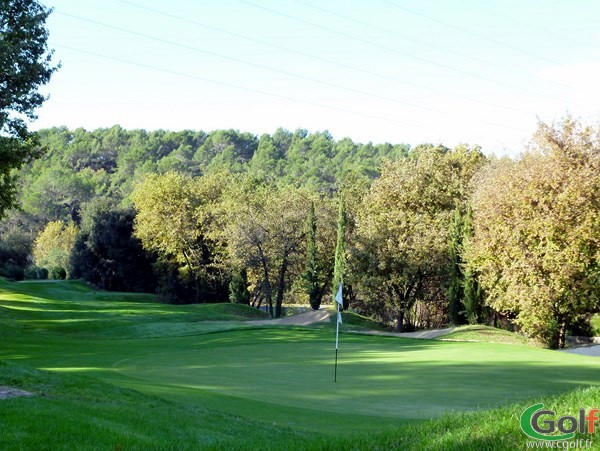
[[2, 280, 600, 434]]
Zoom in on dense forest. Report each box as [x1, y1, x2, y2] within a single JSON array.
[[1, 119, 599, 348]]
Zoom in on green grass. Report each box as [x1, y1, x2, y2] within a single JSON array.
[[328, 309, 390, 331], [439, 325, 533, 346], [0, 278, 267, 338], [591, 314, 600, 336], [1, 279, 600, 449]]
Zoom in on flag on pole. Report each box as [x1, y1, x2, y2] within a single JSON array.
[[335, 283, 343, 307]]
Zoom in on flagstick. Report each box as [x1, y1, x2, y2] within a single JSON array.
[[334, 302, 339, 382]]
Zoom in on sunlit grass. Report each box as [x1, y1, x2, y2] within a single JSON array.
[[439, 325, 532, 346], [1, 279, 600, 449]]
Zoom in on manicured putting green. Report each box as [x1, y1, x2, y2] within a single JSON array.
[[110, 328, 600, 420]]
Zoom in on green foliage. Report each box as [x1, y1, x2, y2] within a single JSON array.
[[0, 217, 33, 279], [448, 204, 464, 325], [461, 204, 482, 324], [226, 179, 313, 317], [591, 315, 600, 336], [0, 0, 57, 219], [468, 118, 600, 348], [23, 265, 47, 280], [332, 196, 347, 307], [17, 126, 405, 226], [70, 208, 156, 292], [131, 171, 229, 303], [33, 220, 78, 279], [304, 201, 320, 310], [353, 145, 483, 331], [228, 268, 250, 304]]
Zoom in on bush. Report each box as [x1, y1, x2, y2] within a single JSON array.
[[25, 265, 48, 280], [23, 265, 48, 280], [49, 266, 66, 280], [0, 263, 25, 281]]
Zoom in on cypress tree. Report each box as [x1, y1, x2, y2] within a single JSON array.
[[304, 201, 320, 310], [229, 268, 250, 304], [332, 196, 347, 308], [462, 204, 481, 324], [448, 204, 464, 324]]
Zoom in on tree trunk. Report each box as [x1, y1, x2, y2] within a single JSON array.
[[396, 311, 405, 332], [275, 256, 288, 318], [558, 320, 567, 349], [181, 249, 201, 303], [257, 247, 273, 317]]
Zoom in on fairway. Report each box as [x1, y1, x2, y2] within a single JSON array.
[[2, 280, 600, 438]]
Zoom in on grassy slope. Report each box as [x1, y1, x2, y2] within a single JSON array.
[[592, 314, 600, 336], [0, 279, 268, 338], [2, 279, 600, 449], [439, 325, 533, 346]]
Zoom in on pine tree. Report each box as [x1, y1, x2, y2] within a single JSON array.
[[332, 196, 347, 308], [304, 201, 321, 310]]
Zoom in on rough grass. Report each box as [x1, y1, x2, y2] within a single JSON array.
[[439, 325, 533, 346]]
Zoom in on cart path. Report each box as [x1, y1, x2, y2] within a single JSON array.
[[561, 345, 600, 357], [350, 327, 456, 339], [247, 310, 455, 339], [247, 309, 331, 326]]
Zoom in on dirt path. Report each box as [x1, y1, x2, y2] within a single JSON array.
[[247, 309, 331, 326], [0, 386, 33, 400]]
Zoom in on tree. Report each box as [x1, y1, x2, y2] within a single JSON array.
[[226, 179, 311, 317], [132, 171, 229, 303], [468, 119, 600, 348], [70, 208, 156, 293], [448, 204, 464, 325], [0, 0, 58, 218], [332, 196, 347, 308], [229, 268, 250, 304], [353, 145, 482, 331], [303, 201, 320, 310], [33, 220, 78, 279], [461, 204, 481, 324]]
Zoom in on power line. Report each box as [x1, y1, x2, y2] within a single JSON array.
[[458, 0, 584, 48], [378, 0, 561, 66], [51, 43, 424, 129], [52, 7, 538, 136], [116, 0, 535, 116], [235, 0, 576, 106], [55, 10, 446, 115], [287, 0, 572, 90]]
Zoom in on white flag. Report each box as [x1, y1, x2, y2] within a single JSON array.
[[335, 283, 343, 306], [337, 311, 342, 324]]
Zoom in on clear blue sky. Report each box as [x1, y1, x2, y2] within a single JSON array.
[[35, 0, 600, 156]]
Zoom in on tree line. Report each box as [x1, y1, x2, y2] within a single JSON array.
[[1, 119, 598, 348]]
